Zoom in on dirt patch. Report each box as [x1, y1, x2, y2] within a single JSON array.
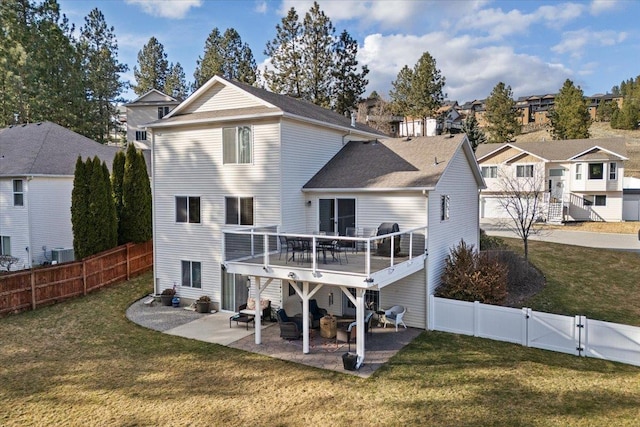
[[483, 249, 546, 307]]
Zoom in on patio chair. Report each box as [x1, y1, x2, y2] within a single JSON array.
[[381, 305, 407, 331], [309, 299, 328, 328], [344, 227, 358, 253], [278, 235, 290, 261], [276, 308, 302, 340], [336, 322, 357, 351], [330, 240, 348, 264]]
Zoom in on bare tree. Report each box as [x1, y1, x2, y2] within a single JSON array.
[[0, 255, 20, 271], [496, 166, 547, 259]]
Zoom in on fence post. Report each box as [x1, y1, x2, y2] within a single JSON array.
[[473, 301, 480, 337], [428, 294, 435, 331], [82, 260, 87, 296], [521, 308, 530, 347], [576, 315, 586, 357], [126, 243, 131, 281], [30, 269, 36, 310]]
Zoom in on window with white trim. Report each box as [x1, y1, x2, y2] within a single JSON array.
[[588, 163, 603, 180], [175, 196, 201, 223], [440, 195, 450, 221], [0, 236, 10, 256], [181, 260, 202, 288], [609, 162, 617, 180], [12, 179, 23, 206], [223, 126, 252, 164], [135, 130, 147, 141], [516, 165, 534, 178], [157, 106, 170, 119], [225, 197, 254, 225], [481, 166, 497, 178], [583, 195, 606, 206], [575, 164, 582, 180]]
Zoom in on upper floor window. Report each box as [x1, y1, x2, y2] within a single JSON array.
[[609, 162, 617, 180], [588, 163, 603, 180], [223, 126, 252, 164], [225, 197, 253, 225], [157, 106, 170, 119], [13, 179, 23, 206], [176, 196, 201, 223], [575, 164, 582, 180], [181, 260, 202, 288], [440, 195, 450, 221], [0, 236, 10, 256], [516, 165, 534, 178], [135, 130, 147, 141], [481, 166, 497, 179]]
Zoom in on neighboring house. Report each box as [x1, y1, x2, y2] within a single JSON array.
[[123, 89, 180, 148], [146, 75, 484, 362], [0, 122, 119, 270], [476, 138, 628, 222], [587, 93, 624, 122]]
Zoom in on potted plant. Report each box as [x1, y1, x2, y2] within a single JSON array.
[[196, 295, 211, 313], [160, 288, 175, 306]]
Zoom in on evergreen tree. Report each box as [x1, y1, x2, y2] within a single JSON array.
[[121, 144, 152, 243], [111, 150, 126, 244], [71, 156, 90, 258], [548, 79, 591, 140], [264, 7, 304, 98], [596, 101, 615, 122], [300, 1, 334, 107], [164, 62, 188, 100], [462, 114, 487, 151], [78, 8, 128, 143], [102, 160, 118, 249], [611, 75, 640, 130], [484, 82, 520, 143], [333, 30, 369, 115], [132, 36, 168, 95], [389, 65, 413, 116]]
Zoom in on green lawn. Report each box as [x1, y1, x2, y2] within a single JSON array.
[[1, 242, 639, 426]]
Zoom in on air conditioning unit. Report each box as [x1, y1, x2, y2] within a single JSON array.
[[51, 248, 75, 264]]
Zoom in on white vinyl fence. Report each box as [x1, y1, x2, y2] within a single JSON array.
[[429, 295, 640, 367]]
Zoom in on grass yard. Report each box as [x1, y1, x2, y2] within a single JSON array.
[[1, 243, 640, 426]]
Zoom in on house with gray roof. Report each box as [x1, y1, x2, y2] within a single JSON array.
[[0, 121, 119, 269], [475, 138, 628, 222], [146, 75, 484, 364], [123, 89, 180, 148]]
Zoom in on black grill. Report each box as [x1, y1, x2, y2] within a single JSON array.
[[376, 222, 400, 256]]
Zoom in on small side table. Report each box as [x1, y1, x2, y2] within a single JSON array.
[[229, 313, 254, 330], [320, 315, 337, 338]]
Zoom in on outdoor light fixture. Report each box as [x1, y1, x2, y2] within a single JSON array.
[[288, 272, 296, 279], [306, 200, 312, 207]]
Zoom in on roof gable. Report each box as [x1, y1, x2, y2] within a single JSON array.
[[125, 89, 178, 106]]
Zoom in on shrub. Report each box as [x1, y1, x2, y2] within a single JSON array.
[[479, 229, 506, 250], [197, 295, 211, 303], [483, 249, 545, 305], [161, 288, 176, 296], [436, 240, 508, 304]]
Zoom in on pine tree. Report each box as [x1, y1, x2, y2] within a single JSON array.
[[548, 79, 591, 140], [462, 114, 487, 151], [111, 150, 126, 244], [133, 36, 168, 95], [71, 156, 89, 258], [164, 62, 188, 100], [264, 8, 304, 97], [484, 82, 520, 143], [611, 75, 640, 130], [121, 144, 152, 243], [78, 8, 128, 143], [300, 1, 334, 107], [333, 30, 369, 115], [102, 160, 118, 249]]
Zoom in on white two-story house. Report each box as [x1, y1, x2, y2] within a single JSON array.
[[0, 122, 119, 269], [146, 76, 484, 363], [476, 139, 628, 222], [124, 89, 180, 148]]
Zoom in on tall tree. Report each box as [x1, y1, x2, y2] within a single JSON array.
[[389, 65, 413, 116], [120, 144, 152, 243], [548, 79, 591, 140], [132, 36, 168, 96], [193, 27, 256, 90], [71, 156, 90, 258], [611, 75, 640, 130], [111, 150, 126, 244], [484, 82, 520, 143], [78, 8, 128, 143], [164, 62, 188, 100], [300, 1, 334, 107], [333, 29, 369, 115], [264, 7, 304, 98], [462, 113, 487, 151]]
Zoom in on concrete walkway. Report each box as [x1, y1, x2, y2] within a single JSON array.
[[481, 220, 640, 251]]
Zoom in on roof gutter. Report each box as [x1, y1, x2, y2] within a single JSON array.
[[302, 186, 436, 193]]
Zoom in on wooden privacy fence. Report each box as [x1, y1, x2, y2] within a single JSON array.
[[0, 240, 153, 316], [429, 295, 640, 367]]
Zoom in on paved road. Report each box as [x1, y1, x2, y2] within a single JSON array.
[[481, 220, 640, 251]]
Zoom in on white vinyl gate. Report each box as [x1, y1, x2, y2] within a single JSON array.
[[429, 296, 640, 367]]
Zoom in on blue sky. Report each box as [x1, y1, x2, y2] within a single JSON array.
[[58, 0, 639, 103]]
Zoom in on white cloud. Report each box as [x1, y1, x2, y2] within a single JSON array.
[[254, 1, 268, 14], [552, 30, 628, 57], [590, 0, 619, 15], [125, 0, 202, 19]]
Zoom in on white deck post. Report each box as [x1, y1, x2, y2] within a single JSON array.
[[355, 288, 365, 368], [302, 282, 310, 354], [254, 277, 261, 344]]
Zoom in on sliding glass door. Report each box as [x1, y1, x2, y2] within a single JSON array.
[[318, 198, 355, 236]]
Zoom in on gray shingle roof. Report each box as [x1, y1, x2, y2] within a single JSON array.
[[303, 134, 468, 190], [475, 138, 628, 162], [0, 122, 120, 176]]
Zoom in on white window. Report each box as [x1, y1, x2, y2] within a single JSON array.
[[575, 164, 582, 180], [516, 165, 534, 178], [225, 197, 253, 225], [157, 106, 170, 119], [588, 163, 603, 180], [0, 236, 10, 255], [175, 196, 201, 223], [181, 260, 202, 288], [481, 166, 497, 178], [609, 162, 617, 180], [135, 130, 147, 141], [440, 195, 450, 221], [223, 126, 252, 164], [13, 179, 23, 206]]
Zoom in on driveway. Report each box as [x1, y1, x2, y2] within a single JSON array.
[[481, 219, 640, 251]]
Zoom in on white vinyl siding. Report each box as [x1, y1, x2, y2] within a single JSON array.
[[184, 84, 261, 114]]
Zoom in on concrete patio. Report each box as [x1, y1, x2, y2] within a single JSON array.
[[126, 297, 422, 378]]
